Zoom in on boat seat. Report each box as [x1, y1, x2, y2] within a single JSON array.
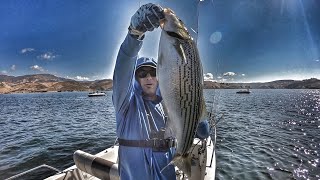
[[73, 150, 119, 180]]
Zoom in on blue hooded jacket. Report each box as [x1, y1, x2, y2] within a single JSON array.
[[113, 34, 176, 180]]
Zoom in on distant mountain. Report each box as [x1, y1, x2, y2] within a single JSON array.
[[286, 78, 320, 89], [0, 74, 112, 93], [203, 78, 320, 89], [0, 74, 72, 83], [0, 74, 319, 94], [0, 75, 15, 82]]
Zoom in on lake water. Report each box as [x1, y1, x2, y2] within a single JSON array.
[[0, 90, 319, 180]]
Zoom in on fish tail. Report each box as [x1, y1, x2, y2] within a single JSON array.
[[172, 154, 192, 177]]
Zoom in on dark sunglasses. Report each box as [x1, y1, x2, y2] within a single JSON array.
[[136, 69, 156, 78]]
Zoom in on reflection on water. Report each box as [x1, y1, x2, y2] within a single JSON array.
[[0, 92, 117, 179], [205, 89, 320, 180], [0, 90, 319, 179]]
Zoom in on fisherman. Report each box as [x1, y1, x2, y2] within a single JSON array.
[[112, 3, 210, 180]]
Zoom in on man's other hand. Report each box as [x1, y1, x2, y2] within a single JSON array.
[[129, 3, 164, 38]]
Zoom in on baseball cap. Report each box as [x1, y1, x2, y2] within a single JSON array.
[[135, 57, 157, 71]]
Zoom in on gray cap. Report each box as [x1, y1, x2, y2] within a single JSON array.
[[135, 57, 157, 71]]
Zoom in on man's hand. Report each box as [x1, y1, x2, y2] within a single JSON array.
[[129, 3, 164, 39], [196, 120, 210, 140]]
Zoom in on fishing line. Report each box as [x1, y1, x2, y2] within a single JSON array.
[[202, 0, 225, 141], [197, 0, 215, 125], [211, 113, 224, 128], [113, 137, 118, 147], [195, 0, 200, 45]]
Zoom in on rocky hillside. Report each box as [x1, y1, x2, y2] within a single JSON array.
[[0, 74, 112, 93], [0, 74, 319, 94], [204, 78, 320, 89]]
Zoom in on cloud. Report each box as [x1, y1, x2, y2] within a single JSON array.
[[30, 65, 44, 72], [75, 76, 89, 81], [241, 73, 246, 76], [315, 59, 319, 62], [21, 48, 35, 54], [74, 76, 90, 81], [1, 70, 8, 74], [215, 78, 228, 82], [37, 52, 56, 60], [204, 73, 214, 81], [223, 72, 236, 76], [212, 76, 229, 82], [10, 65, 16, 71]]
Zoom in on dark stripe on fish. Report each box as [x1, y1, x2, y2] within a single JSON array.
[[176, 40, 202, 155]]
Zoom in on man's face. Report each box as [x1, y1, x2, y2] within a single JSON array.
[[136, 66, 158, 97]]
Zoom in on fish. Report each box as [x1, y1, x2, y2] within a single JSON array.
[[157, 8, 207, 177]]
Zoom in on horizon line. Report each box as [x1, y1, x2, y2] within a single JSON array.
[[1, 73, 319, 84]]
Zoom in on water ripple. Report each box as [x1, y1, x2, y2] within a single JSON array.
[[1, 90, 320, 179]]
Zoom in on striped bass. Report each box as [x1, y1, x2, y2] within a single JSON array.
[[157, 8, 207, 177]]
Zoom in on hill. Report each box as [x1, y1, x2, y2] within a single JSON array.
[[0, 74, 319, 94], [0, 74, 112, 94], [204, 78, 320, 89]]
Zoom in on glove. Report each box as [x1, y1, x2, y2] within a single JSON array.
[[196, 120, 210, 140], [129, 3, 164, 39]]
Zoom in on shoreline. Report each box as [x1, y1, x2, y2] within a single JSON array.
[[1, 88, 319, 95]]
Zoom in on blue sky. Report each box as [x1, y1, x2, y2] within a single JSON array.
[[0, 0, 319, 82]]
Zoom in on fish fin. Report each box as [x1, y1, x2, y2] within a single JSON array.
[[172, 154, 192, 177], [158, 51, 164, 67], [200, 100, 208, 122]]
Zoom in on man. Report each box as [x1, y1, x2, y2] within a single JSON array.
[[112, 3, 209, 180]]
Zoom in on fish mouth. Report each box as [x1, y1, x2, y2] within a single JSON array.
[[166, 31, 184, 40], [160, 8, 191, 40]]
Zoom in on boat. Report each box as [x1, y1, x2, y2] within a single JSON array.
[[8, 133, 216, 180], [45, 136, 216, 180], [236, 88, 251, 94], [7, 113, 217, 180], [88, 91, 106, 97]]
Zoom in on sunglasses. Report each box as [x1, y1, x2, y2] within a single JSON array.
[[136, 69, 156, 78]]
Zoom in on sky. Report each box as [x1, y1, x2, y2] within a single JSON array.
[[0, 0, 319, 82]]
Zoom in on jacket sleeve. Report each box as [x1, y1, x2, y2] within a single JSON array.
[[112, 33, 143, 113]]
